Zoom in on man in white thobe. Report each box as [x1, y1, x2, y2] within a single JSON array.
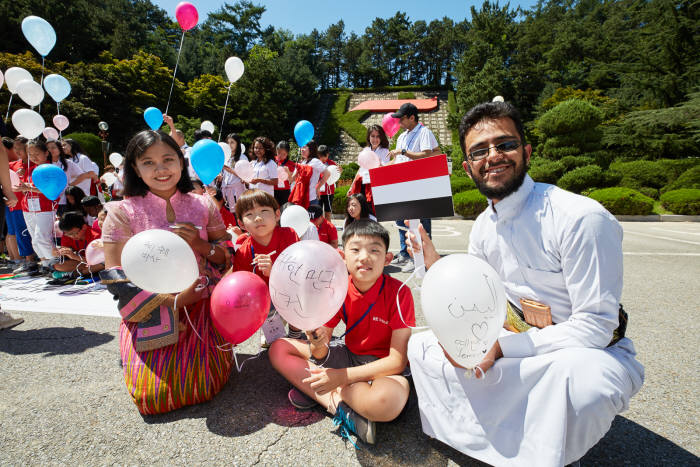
[[407, 101, 644, 466]]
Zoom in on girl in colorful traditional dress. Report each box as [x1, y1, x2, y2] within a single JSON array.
[[100, 130, 233, 415]]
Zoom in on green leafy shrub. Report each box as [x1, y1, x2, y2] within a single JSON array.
[[529, 160, 565, 184], [397, 91, 416, 99], [559, 155, 595, 172], [609, 160, 665, 189], [659, 189, 700, 215], [332, 185, 351, 214], [661, 165, 700, 193], [318, 93, 342, 146], [338, 110, 371, 144], [453, 190, 488, 218], [340, 162, 359, 181], [450, 174, 475, 193], [656, 159, 699, 182], [557, 165, 605, 193], [638, 187, 659, 200], [588, 187, 654, 215], [63, 132, 103, 169], [536, 99, 603, 136]]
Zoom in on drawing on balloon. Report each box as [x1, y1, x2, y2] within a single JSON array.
[[141, 241, 170, 264], [276, 253, 303, 285], [447, 273, 498, 319], [269, 285, 308, 318]]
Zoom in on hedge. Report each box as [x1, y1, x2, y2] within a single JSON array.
[[397, 91, 416, 99], [559, 155, 595, 172], [322, 85, 448, 93], [529, 160, 566, 184], [332, 185, 351, 214], [63, 132, 103, 169], [661, 165, 700, 193], [340, 162, 359, 181], [557, 165, 605, 193], [609, 160, 666, 189], [318, 93, 342, 146], [450, 174, 475, 193], [536, 99, 603, 136], [338, 109, 371, 144], [453, 190, 488, 218], [659, 189, 700, 215], [588, 187, 654, 215]]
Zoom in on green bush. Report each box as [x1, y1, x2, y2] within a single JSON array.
[[588, 187, 654, 215], [318, 93, 342, 146], [656, 158, 699, 182], [340, 162, 359, 181], [338, 110, 371, 144], [559, 155, 595, 172], [557, 165, 605, 193], [450, 174, 475, 193], [63, 132, 103, 169], [536, 99, 603, 136], [332, 185, 350, 214], [661, 165, 700, 193], [453, 189, 488, 218], [397, 91, 416, 99], [638, 187, 659, 200], [609, 160, 666, 189], [659, 189, 700, 215], [529, 160, 566, 184]]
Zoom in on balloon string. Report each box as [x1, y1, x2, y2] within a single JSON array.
[[5, 94, 12, 121], [218, 83, 232, 142], [39, 56, 45, 114], [57, 102, 62, 139], [165, 31, 186, 116]]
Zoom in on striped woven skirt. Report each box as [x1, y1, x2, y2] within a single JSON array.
[[119, 298, 233, 415]]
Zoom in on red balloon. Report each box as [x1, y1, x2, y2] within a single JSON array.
[[381, 112, 401, 138], [175, 2, 198, 31], [211, 271, 270, 345]]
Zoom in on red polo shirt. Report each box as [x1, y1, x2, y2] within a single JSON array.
[[21, 163, 54, 213], [323, 159, 337, 195], [8, 160, 26, 212], [61, 225, 101, 252], [219, 205, 238, 229], [316, 217, 338, 245], [325, 274, 415, 358], [233, 226, 299, 284]]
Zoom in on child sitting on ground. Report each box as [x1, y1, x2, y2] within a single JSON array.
[[53, 211, 104, 278], [232, 189, 301, 340], [269, 220, 415, 445]]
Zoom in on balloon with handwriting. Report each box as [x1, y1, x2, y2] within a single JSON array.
[[121, 229, 198, 293], [211, 271, 270, 345], [12, 109, 45, 139], [269, 240, 348, 330], [421, 254, 507, 369]]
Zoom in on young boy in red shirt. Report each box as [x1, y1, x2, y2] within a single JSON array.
[[269, 220, 415, 445], [308, 204, 338, 249], [53, 211, 104, 277]]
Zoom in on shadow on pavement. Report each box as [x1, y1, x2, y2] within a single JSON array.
[[0, 326, 114, 356]]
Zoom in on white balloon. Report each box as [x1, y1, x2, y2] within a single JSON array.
[[4, 67, 33, 94], [268, 240, 348, 330], [224, 57, 245, 83], [16, 79, 44, 107], [12, 109, 45, 139], [121, 229, 199, 293], [240, 143, 246, 155], [218, 141, 231, 159], [421, 254, 507, 369], [109, 152, 123, 167], [327, 165, 341, 185], [200, 120, 215, 134], [492, 95, 505, 102], [101, 172, 117, 186], [234, 159, 254, 183], [280, 204, 310, 237]]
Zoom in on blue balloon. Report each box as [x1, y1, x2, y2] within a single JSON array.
[[21, 16, 56, 57], [144, 107, 163, 131], [190, 140, 225, 185], [294, 120, 314, 147], [43, 74, 71, 103], [32, 164, 67, 201]]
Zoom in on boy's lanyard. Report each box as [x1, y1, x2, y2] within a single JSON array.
[[340, 275, 386, 338], [403, 123, 423, 151]]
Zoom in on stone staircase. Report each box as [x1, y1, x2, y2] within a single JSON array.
[[320, 90, 452, 166]]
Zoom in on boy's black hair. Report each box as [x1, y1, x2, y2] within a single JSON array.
[[59, 211, 87, 231], [318, 144, 329, 156], [81, 195, 101, 207], [213, 188, 224, 202], [342, 219, 389, 251], [193, 129, 212, 142], [2, 137, 13, 149], [276, 140, 290, 151]]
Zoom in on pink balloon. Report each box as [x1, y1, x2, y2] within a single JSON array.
[[9, 170, 20, 187], [381, 113, 401, 138], [276, 166, 288, 181], [358, 148, 380, 170], [211, 271, 270, 345], [175, 2, 198, 31], [42, 127, 58, 140], [85, 239, 105, 265], [52, 115, 69, 131]]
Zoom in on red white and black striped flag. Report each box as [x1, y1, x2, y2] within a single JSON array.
[[369, 154, 454, 221]]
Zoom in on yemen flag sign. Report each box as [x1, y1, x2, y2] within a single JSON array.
[[369, 154, 454, 221]]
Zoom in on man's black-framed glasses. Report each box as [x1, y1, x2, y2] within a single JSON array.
[[467, 140, 521, 161]]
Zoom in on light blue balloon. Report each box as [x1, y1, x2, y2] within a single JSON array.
[[32, 164, 67, 201], [143, 107, 163, 131], [294, 120, 314, 147], [43, 74, 71, 103], [21, 16, 56, 57], [190, 140, 225, 185]]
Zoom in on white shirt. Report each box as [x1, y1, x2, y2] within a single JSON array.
[[221, 154, 248, 202], [72, 153, 98, 195], [394, 123, 438, 164], [250, 159, 277, 195], [54, 159, 83, 204], [468, 175, 623, 358], [359, 146, 390, 183], [301, 158, 327, 202]]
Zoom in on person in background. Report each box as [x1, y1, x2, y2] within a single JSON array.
[[52, 210, 103, 278], [344, 193, 376, 229], [64, 186, 87, 216], [274, 140, 296, 208], [249, 136, 278, 195], [7, 138, 35, 274], [61, 139, 99, 196], [308, 204, 338, 249], [290, 140, 329, 208], [47, 139, 83, 215], [317, 145, 337, 221], [0, 141, 23, 329], [207, 186, 238, 230], [81, 195, 103, 227], [220, 133, 247, 209]]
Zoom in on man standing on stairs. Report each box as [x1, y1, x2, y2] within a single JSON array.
[[387, 102, 441, 273]]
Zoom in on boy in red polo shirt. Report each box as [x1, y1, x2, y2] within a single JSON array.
[[53, 211, 103, 276], [269, 220, 415, 445], [308, 204, 338, 249]]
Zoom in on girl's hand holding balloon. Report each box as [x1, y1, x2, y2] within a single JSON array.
[[170, 276, 206, 309], [303, 367, 348, 395], [170, 222, 202, 247]]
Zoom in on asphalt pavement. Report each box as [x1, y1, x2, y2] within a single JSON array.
[[1, 220, 698, 466]]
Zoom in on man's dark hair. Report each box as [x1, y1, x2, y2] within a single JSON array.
[[193, 129, 212, 142], [458, 101, 526, 158], [342, 219, 389, 252], [59, 211, 86, 232], [81, 195, 101, 207]]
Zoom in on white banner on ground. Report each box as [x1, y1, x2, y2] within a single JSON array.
[[0, 277, 119, 318]]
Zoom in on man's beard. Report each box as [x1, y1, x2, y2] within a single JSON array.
[[468, 155, 529, 200]]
